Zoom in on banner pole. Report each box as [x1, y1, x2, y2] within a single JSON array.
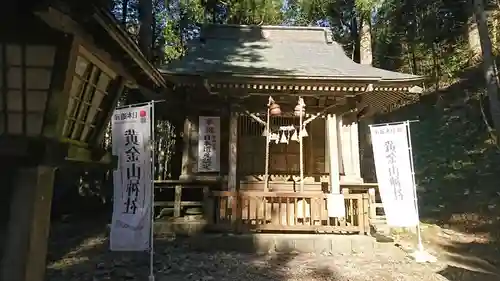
[[405, 121, 423, 250], [148, 101, 155, 281], [405, 120, 436, 263], [115, 99, 166, 110], [370, 119, 419, 128]]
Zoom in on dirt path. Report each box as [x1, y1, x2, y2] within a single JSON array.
[[46, 234, 447, 281], [391, 223, 500, 281], [44, 221, 500, 281]]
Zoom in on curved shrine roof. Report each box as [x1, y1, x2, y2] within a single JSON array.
[[159, 24, 423, 85]]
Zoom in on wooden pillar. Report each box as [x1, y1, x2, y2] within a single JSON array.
[[1, 166, 56, 281], [360, 117, 376, 182], [307, 121, 315, 174], [180, 116, 195, 179], [326, 114, 340, 194], [228, 111, 238, 193], [350, 120, 362, 179], [339, 114, 362, 183], [228, 110, 239, 229]]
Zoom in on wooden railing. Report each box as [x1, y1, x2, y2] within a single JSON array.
[[154, 179, 222, 218], [153, 179, 379, 235], [339, 183, 386, 224], [206, 190, 370, 234]]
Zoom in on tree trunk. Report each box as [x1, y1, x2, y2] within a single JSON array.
[[121, 0, 129, 25], [492, 11, 499, 53], [468, 15, 482, 63], [351, 15, 360, 63], [474, 0, 500, 137], [357, 12, 374, 182], [138, 0, 153, 59], [359, 14, 372, 65]]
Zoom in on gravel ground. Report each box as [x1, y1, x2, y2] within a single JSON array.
[[45, 221, 499, 281]]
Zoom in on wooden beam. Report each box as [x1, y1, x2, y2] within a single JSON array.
[[35, 9, 137, 86], [52, 37, 80, 139], [165, 72, 381, 85], [303, 98, 356, 126], [243, 111, 266, 125], [92, 77, 125, 145]]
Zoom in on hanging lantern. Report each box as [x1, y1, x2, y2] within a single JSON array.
[[291, 129, 298, 142], [269, 102, 281, 116]]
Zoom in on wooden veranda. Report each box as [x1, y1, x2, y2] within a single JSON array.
[[156, 24, 423, 234]]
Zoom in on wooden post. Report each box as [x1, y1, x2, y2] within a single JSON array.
[[326, 114, 340, 194], [174, 185, 182, 217], [180, 116, 193, 178], [368, 188, 377, 219], [1, 166, 56, 281], [350, 121, 361, 179], [361, 193, 370, 235], [228, 110, 239, 226], [228, 111, 238, 193], [360, 117, 376, 182], [340, 117, 353, 177], [202, 186, 214, 225], [308, 120, 315, 174]]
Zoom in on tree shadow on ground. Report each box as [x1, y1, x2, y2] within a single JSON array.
[[437, 265, 499, 281], [377, 63, 500, 280], [45, 218, 341, 281]]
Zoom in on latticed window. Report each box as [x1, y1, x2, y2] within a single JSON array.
[[1, 44, 55, 136], [238, 115, 327, 176], [62, 50, 115, 143]]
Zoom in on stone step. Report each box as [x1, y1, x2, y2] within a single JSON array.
[[163, 233, 392, 255]]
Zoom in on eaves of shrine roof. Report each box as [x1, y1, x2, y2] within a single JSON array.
[[159, 24, 423, 85]]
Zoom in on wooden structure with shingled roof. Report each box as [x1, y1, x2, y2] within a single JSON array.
[[0, 1, 167, 280], [159, 24, 424, 234]]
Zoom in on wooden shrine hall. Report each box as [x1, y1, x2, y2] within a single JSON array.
[[158, 24, 424, 234]]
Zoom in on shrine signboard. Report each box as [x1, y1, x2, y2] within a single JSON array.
[[198, 116, 221, 172]]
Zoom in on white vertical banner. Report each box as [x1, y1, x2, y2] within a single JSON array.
[[370, 123, 419, 227], [198, 116, 221, 172], [110, 104, 152, 251]]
